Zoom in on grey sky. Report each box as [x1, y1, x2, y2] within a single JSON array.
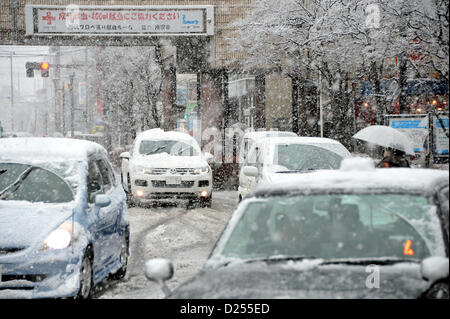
[[0, 46, 50, 97]]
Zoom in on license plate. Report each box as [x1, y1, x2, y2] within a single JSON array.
[[166, 176, 181, 185]]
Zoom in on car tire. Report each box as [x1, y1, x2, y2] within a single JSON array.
[[76, 249, 93, 299], [200, 196, 212, 208], [110, 230, 129, 280]]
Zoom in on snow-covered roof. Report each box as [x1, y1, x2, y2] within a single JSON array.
[[255, 136, 345, 146], [243, 131, 297, 141], [254, 136, 351, 158], [0, 137, 107, 163], [137, 129, 197, 143], [252, 167, 449, 197]]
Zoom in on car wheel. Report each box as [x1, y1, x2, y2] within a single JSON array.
[[76, 249, 93, 299], [110, 230, 129, 280], [238, 195, 242, 202], [200, 196, 212, 208]]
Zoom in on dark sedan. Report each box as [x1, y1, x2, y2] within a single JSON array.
[[145, 158, 449, 299]]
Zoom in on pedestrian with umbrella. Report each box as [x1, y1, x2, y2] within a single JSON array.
[[377, 146, 410, 168], [352, 125, 415, 168]]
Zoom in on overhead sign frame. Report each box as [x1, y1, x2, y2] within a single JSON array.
[[25, 5, 214, 37]]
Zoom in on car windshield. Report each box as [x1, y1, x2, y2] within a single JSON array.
[[219, 194, 444, 261], [139, 139, 200, 156], [0, 162, 74, 203], [273, 144, 345, 171]]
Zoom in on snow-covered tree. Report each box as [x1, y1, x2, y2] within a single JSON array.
[[97, 46, 163, 147], [227, 0, 448, 148]]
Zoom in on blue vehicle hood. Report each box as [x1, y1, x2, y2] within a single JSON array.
[[0, 201, 75, 249]]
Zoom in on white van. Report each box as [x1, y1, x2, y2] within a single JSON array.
[[238, 136, 351, 201], [238, 131, 297, 166], [120, 129, 213, 207]]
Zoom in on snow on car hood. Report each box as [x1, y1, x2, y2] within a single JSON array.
[[170, 261, 429, 299], [132, 153, 207, 169], [0, 201, 74, 248]]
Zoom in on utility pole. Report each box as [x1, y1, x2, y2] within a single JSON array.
[[319, 68, 324, 138], [10, 51, 14, 132], [69, 73, 75, 138]]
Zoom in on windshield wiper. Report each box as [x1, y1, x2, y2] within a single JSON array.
[[145, 145, 168, 155], [320, 257, 419, 266], [218, 256, 319, 268], [275, 169, 316, 173], [0, 166, 34, 200], [176, 147, 191, 156], [0, 169, 7, 176]]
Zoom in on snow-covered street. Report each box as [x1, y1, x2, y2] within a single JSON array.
[[93, 191, 238, 299]]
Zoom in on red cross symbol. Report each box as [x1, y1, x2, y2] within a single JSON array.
[[42, 12, 56, 25]]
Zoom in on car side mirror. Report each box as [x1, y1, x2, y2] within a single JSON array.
[[95, 194, 111, 208], [145, 258, 174, 297], [243, 166, 259, 177], [203, 152, 214, 163], [421, 257, 449, 284], [120, 151, 131, 159]]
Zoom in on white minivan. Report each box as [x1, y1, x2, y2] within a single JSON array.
[[120, 129, 213, 207], [238, 130, 297, 166], [238, 136, 351, 201]]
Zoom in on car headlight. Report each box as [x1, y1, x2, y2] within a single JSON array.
[[133, 165, 150, 174], [193, 166, 210, 175], [40, 222, 73, 250]]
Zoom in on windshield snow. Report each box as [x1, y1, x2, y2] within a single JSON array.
[[139, 139, 200, 157], [274, 144, 345, 171], [0, 162, 74, 203], [220, 194, 445, 260]]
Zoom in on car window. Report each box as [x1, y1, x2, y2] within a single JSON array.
[[96, 159, 113, 192], [273, 144, 344, 171], [88, 160, 104, 203], [138, 139, 200, 156], [220, 194, 445, 260], [0, 162, 74, 203]]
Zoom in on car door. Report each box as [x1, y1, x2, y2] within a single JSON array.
[[95, 157, 122, 266], [239, 146, 260, 193], [87, 158, 117, 272], [98, 157, 125, 262]]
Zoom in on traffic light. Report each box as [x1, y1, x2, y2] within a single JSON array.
[[25, 62, 38, 77], [25, 61, 51, 78], [41, 62, 50, 77], [26, 67, 34, 77]]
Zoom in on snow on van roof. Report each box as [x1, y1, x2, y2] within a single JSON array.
[[0, 137, 107, 163], [254, 136, 351, 158], [137, 129, 197, 142], [255, 136, 344, 145], [243, 131, 297, 140]]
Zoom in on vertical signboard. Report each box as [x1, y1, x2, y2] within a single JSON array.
[[387, 115, 429, 153], [433, 115, 449, 156], [79, 82, 87, 106]]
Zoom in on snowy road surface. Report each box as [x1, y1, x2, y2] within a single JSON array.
[[93, 191, 238, 299]]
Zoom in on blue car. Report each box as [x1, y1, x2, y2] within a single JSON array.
[[0, 138, 130, 298]]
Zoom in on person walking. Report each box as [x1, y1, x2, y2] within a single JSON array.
[[377, 147, 410, 168]]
